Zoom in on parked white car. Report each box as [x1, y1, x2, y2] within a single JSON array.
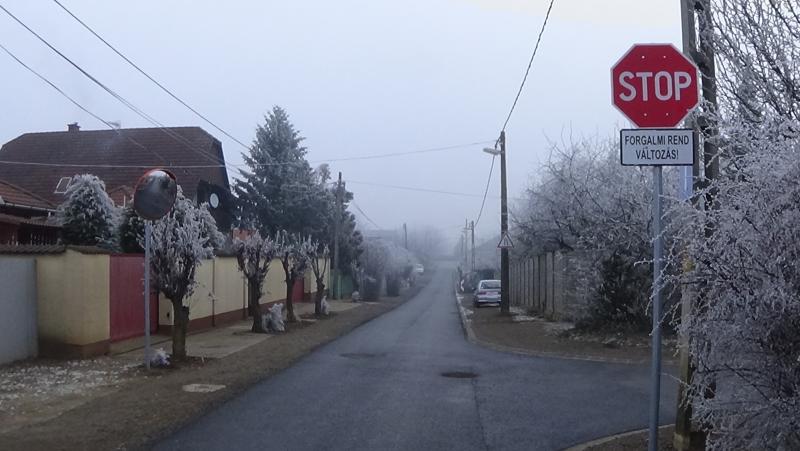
[[473, 280, 501, 307], [413, 263, 425, 274]]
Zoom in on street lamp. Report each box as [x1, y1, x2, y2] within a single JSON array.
[[483, 131, 510, 314]]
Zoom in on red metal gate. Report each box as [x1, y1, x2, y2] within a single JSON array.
[[292, 278, 305, 302], [110, 255, 158, 342]]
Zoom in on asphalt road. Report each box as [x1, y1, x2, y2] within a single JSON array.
[[155, 264, 677, 451]]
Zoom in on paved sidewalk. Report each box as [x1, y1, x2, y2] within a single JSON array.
[[296, 299, 362, 315], [114, 300, 365, 362]]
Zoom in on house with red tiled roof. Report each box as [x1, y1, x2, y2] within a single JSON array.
[[0, 180, 59, 244], [0, 179, 55, 213], [0, 123, 234, 239]]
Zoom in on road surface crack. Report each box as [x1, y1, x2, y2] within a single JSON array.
[[471, 375, 491, 451]]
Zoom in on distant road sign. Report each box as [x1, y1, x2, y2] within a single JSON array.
[[497, 232, 514, 249], [612, 44, 699, 128], [620, 129, 694, 166]]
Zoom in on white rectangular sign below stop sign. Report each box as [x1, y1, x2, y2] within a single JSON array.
[[620, 129, 694, 166]]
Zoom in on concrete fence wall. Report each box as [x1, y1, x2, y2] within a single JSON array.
[[1, 249, 330, 359], [510, 251, 589, 321], [36, 250, 111, 357], [158, 257, 330, 331], [0, 256, 38, 364]]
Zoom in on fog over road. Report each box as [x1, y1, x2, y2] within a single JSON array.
[[156, 263, 676, 451]]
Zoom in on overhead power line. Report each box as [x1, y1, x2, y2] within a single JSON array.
[[345, 179, 515, 201], [473, 154, 496, 227], [0, 3, 229, 167], [500, 0, 556, 132], [0, 140, 493, 169], [51, 0, 251, 151], [351, 200, 381, 229], [328, 141, 494, 162], [0, 41, 167, 163]]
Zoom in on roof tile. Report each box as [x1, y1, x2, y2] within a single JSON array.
[[0, 126, 230, 208]]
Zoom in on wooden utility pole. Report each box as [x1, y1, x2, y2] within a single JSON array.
[[403, 223, 408, 249], [697, 0, 720, 192], [674, 1, 718, 449], [470, 220, 475, 272], [499, 131, 510, 314], [464, 219, 469, 267], [459, 233, 465, 264], [333, 172, 343, 300]]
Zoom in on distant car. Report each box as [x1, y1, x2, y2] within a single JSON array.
[[473, 280, 501, 307], [413, 263, 425, 274]]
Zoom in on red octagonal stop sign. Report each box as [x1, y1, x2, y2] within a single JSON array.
[[612, 44, 699, 128]]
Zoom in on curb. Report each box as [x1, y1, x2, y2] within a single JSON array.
[[454, 290, 477, 343], [561, 424, 673, 451], [453, 289, 673, 366]]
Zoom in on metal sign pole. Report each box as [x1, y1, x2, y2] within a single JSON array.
[[144, 220, 152, 370], [649, 165, 664, 451]]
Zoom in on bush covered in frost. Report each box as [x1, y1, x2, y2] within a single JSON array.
[[58, 174, 119, 248]]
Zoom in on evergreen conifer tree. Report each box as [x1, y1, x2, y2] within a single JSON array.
[[58, 174, 118, 247]]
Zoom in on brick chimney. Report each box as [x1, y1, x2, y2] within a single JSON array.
[[67, 122, 80, 132]]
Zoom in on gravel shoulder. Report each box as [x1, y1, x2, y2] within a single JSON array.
[[0, 280, 427, 451], [457, 292, 678, 364]]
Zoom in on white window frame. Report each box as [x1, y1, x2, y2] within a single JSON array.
[[54, 176, 72, 194]]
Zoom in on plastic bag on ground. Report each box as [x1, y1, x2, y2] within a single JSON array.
[[320, 296, 330, 316], [150, 348, 171, 368], [267, 303, 285, 332], [261, 312, 270, 332], [351, 291, 361, 302]]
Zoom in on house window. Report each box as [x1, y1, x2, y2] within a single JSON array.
[[54, 177, 72, 194]]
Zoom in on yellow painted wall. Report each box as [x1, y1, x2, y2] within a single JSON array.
[[34, 254, 330, 336], [262, 258, 286, 303], [185, 259, 215, 319], [214, 257, 247, 315], [159, 258, 219, 326], [304, 259, 331, 295], [32, 252, 304, 342], [36, 250, 110, 346], [158, 256, 286, 327]]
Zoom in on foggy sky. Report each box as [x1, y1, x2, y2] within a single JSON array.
[[0, 0, 680, 247]]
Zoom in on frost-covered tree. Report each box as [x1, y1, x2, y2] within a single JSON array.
[[358, 237, 415, 300], [276, 232, 312, 323], [516, 137, 653, 256], [306, 241, 330, 316], [668, 117, 800, 450], [119, 201, 222, 254], [337, 210, 364, 278], [235, 231, 278, 333], [359, 238, 389, 302], [235, 106, 330, 241], [57, 174, 118, 247], [406, 226, 446, 265], [712, 0, 800, 122], [198, 202, 226, 249], [660, 3, 800, 447], [149, 188, 216, 359], [118, 204, 144, 253], [515, 137, 656, 328]]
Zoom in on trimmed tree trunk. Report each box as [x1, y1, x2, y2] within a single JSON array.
[[171, 303, 190, 360], [285, 273, 298, 323], [314, 280, 325, 315], [249, 280, 266, 333]]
